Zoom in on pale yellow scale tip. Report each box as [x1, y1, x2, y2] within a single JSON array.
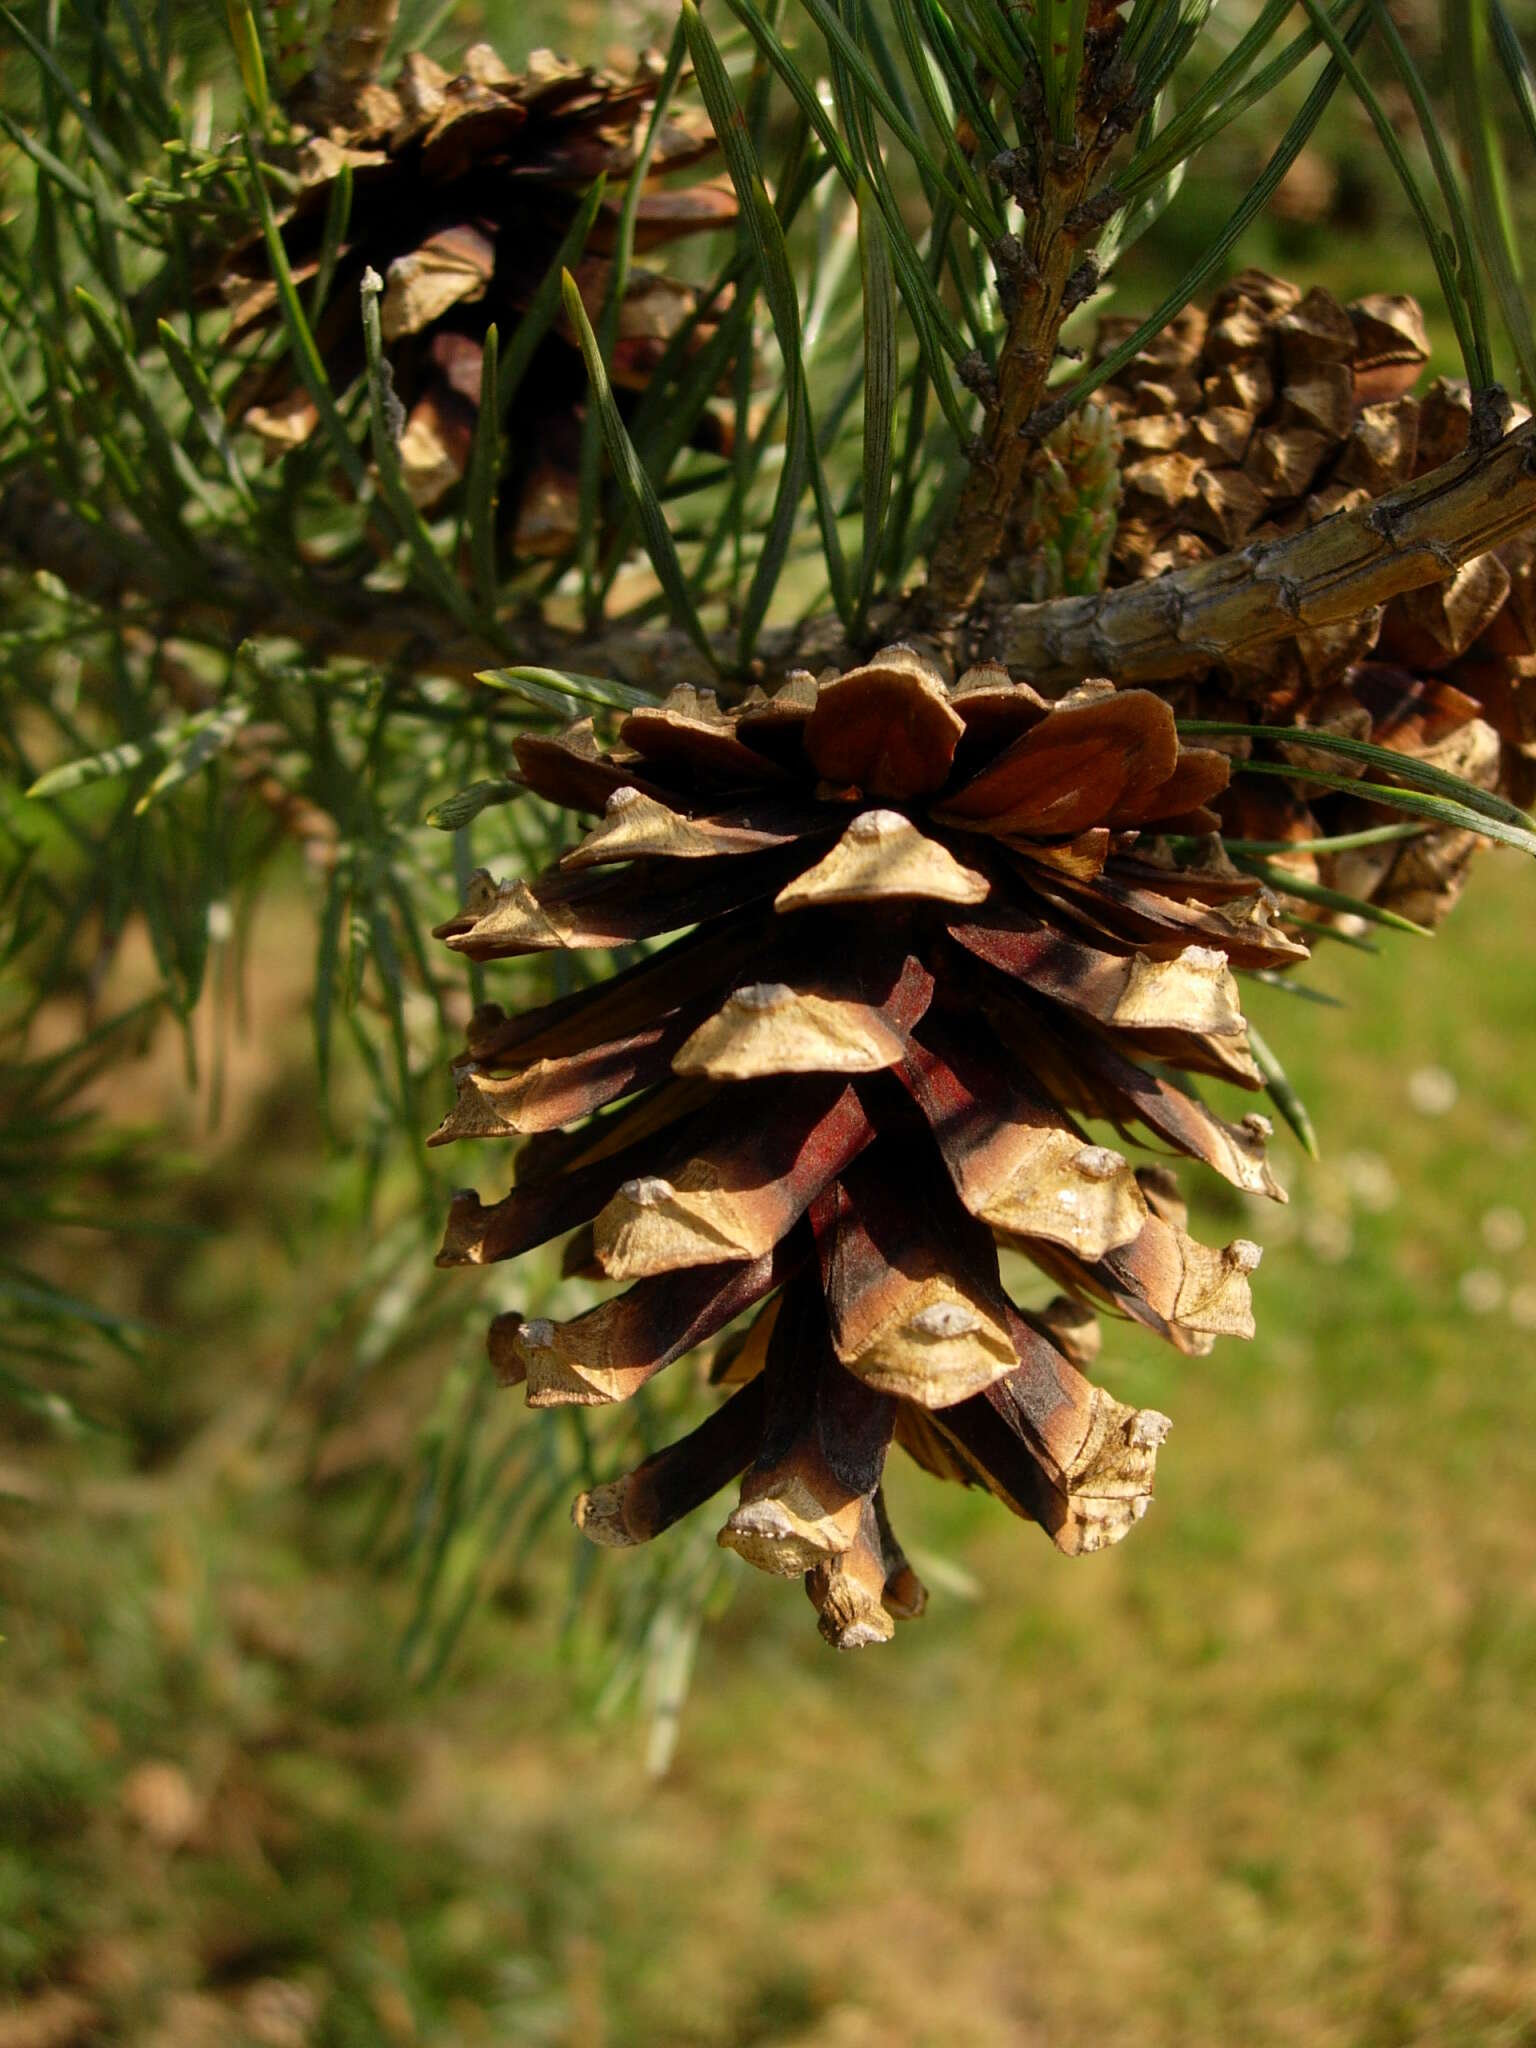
[[672, 983, 906, 1079], [775, 808, 990, 912]]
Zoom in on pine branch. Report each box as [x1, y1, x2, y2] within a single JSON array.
[[922, 55, 1129, 622], [133, 630, 338, 864], [999, 412, 1536, 687], [296, 0, 400, 128], [0, 469, 514, 681], [13, 407, 1536, 707]]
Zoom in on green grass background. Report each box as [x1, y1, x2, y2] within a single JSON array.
[[5, 2, 1536, 2042]]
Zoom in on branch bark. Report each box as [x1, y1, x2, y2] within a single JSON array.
[[0, 474, 524, 682], [922, 135, 1121, 624], [0, 469, 835, 694], [7, 416, 1536, 705], [998, 417, 1536, 689], [922, 194, 1098, 621]]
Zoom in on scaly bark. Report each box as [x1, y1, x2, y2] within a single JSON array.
[[921, 177, 1104, 623]]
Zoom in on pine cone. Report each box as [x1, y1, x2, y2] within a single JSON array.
[[431, 654, 1305, 1647], [1099, 270, 1430, 642], [1219, 663, 1504, 930], [1095, 273, 1533, 928], [211, 44, 735, 554]]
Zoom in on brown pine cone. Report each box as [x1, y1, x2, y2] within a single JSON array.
[[1213, 665, 1503, 930], [431, 653, 1304, 1647], [210, 44, 736, 554], [1095, 272, 1533, 928], [1100, 271, 1430, 569], [1373, 520, 1536, 865]]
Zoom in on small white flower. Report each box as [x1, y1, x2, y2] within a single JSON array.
[[1480, 1206, 1527, 1256], [1407, 1064, 1458, 1117], [1457, 1269, 1504, 1317]]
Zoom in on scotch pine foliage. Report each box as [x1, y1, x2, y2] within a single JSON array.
[[2, 0, 1535, 1684]]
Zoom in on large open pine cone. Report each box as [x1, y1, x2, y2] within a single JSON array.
[[211, 45, 734, 553], [431, 654, 1308, 1647], [1094, 270, 1536, 926]]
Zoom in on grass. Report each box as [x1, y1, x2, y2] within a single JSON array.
[[2, 860, 1535, 2047]]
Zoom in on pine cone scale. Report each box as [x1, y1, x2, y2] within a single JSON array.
[[813, 1158, 1020, 1408], [575, 1373, 769, 1547], [504, 1231, 805, 1408], [591, 1077, 874, 1280], [897, 1025, 1149, 1261], [436, 844, 805, 958], [719, 1276, 897, 1576], [670, 949, 935, 1080], [432, 1005, 706, 1143], [937, 687, 1182, 837], [775, 812, 991, 910]]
